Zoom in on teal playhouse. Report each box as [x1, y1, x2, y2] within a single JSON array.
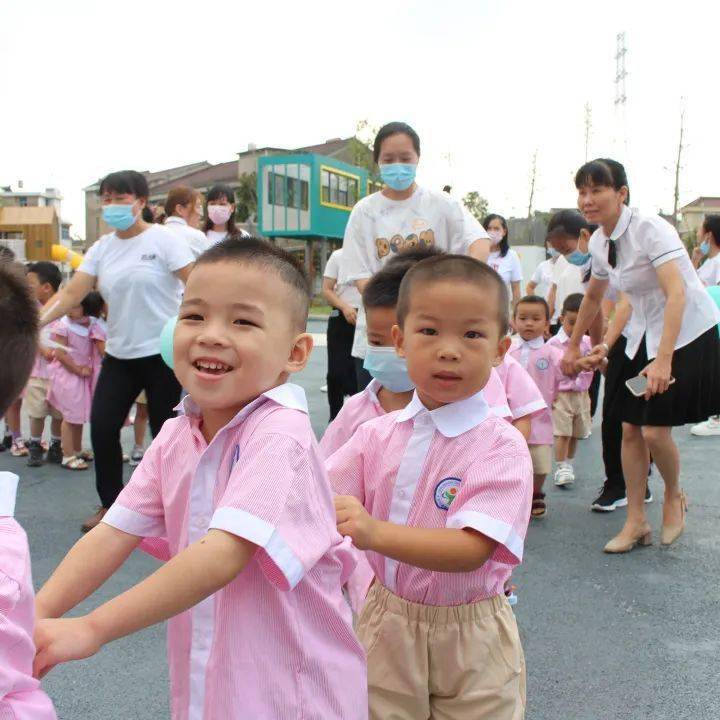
[[257, 153, 382, 273]]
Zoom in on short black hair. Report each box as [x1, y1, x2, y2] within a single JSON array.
[[27, 261, 62, 292], [373, 122, 421, 164], [397, 254, 509, 336], [195, 237, 311, 330], [575, 158, 630, 206], [546, 209, 596, 240], [515, 295, 550, 321], [98, 170, 149, 200], [0, 261, 38, 415], [561, 292, 584, 315], [703, 214, 720, 247], [482, 213, 510, 257], [81, 291, 105, 318], [363, 247, 444, 310]]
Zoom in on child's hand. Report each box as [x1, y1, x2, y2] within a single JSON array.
[[33, 616, 102, 679], [80, 366, 92, 377], [334, 495, 377, 551]]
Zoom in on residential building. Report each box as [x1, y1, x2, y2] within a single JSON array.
[[679, 197, 720, 236]]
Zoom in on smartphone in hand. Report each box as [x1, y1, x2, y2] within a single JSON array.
[[625, 374, 676, 397]]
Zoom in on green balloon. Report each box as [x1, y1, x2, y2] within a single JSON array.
[[160, 315, 177, 369]]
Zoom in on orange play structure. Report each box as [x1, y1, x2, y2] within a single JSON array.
[[51, 244, 83, 269]]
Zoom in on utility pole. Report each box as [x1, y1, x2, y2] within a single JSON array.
[[526, 151, 538, 243], [614, 32, 628, 156], [672, 105, 685, 227], [584, 103, 592, 161]]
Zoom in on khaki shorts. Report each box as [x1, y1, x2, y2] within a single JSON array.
[[553, 391, 591, 439], [357, 584, 526, 720], [25, 377, 62, 420], [528, 444, 552, 476]]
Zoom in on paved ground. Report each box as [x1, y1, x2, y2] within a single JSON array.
[[3, 319, 719, 719]]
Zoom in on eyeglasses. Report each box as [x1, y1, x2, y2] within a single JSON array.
[[608, 239, 617, 268]]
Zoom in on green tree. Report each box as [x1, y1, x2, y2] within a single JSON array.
[[235, 172, 257, 223], [462, 191, 489, 222], [347, 119, 380, 182]]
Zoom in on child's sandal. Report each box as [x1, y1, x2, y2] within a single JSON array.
[[62, 456, 89, 471], [78, 449, 94, 462], [531, 492, 547, 518]]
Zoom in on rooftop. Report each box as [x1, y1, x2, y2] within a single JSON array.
[[0, 206, 57, 226]]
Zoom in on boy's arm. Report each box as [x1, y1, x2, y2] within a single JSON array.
[[335, 496, 496, 573], [34, 529, 254, 677], [35, 523, 141, 620]]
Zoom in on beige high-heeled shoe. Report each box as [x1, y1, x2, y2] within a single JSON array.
[[603, 524, 653, 554], [661, 491, 688, 546]]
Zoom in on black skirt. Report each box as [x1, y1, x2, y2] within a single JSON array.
[[605, 325, 720, 427]]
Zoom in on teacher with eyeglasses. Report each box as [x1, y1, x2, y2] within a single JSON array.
[[561, 158, 720, 554]]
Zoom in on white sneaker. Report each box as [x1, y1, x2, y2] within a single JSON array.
[[554, 464, 575, 487], [691, 416, 720, 436]]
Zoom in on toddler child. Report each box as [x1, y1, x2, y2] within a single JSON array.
[[0, 259, 57, 718], [47, 292, 105, 470], [327, 255, 532, 719], [24, 262, 63, 467], [547, 293, 593, 486], [33, 238, 367, 720]]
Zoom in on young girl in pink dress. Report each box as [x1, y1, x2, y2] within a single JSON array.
[[47, 292, 105, 470]]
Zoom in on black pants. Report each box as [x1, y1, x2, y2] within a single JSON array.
[[91, 354, 181, 508], [589, 370, 602, 418], [326, 312, 358, 419], [354, 357, 372, 392]]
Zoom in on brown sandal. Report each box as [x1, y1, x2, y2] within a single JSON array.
[[531, 492, 547, 518], [62, 455, 89, 471]]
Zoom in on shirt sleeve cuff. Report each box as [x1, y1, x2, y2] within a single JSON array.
[[512, 398, 547, 419], [650, 248, 686, 268], [210, 507, 304, 591], [103, 504, 166, 537], [447, 509, 524, 563]]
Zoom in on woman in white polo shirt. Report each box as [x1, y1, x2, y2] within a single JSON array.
[[562, 159, 720, 553], [164, 185, 211, 259], [40, 170, 194, 531], [483, 213, 523, 308], [339, 121, 490, 389]]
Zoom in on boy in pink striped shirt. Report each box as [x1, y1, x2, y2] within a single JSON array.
[[0, 260, 57, 719], [328, 255, 532, 720], [546, 293, 593, 487], [33, 239, 367, 720]]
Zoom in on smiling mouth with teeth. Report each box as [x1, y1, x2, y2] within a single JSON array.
[[193, 359, 233, 375]]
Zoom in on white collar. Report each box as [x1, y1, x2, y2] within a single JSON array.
[[177, 382, 309, 428], [599, 204, 633, 243], [61, 315, 90, 337], [518, 335, 545, 350], [0, 472, 19, 517], [396, 389, 489, 438], [165, 216, 188, 226], [555, 328, 569, 343], [364, 378, 383, 406]]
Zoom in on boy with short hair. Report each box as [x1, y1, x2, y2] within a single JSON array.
[[33, 238, 367, 719], [547, 293, 593, 486], [328, 255, 532, 719], [0, 259, 57, 718], [24, 261, 63, 467]]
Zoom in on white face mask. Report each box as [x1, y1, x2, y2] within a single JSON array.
[[488, 229, 504, 245]]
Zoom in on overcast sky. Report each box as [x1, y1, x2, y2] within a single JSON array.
[[2, 0, 718, 238]]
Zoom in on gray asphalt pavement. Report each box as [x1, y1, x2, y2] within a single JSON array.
[[3, 320, 719, 719]]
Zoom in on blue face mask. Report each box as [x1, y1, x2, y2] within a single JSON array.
[[102, 203, 138, 231], [700, 240, 710, 256], [566, 249, 591, 266], [379, 163, 417, 192], [363, 346, 414, 392], [547, 247, 560, 259]]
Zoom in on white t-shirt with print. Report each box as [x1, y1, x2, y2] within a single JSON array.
[[698, 254, 720, 287], [79, 225, 194, 359], [323, 249, 361, 308], [340, 185, 488, 358], [487, 249, 523, 287], [551, 255, 586, 321]]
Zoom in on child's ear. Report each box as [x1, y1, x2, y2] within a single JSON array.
[[391, 324, 405, 357], [492, 335, 512, 367], [285, 333, 313, 375]]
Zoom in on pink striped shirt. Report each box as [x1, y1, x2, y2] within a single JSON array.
[[508, 338, 565, 445], [104, 384, 367, 720], [0, 472, 57, 720], [327, 391, 533, 605], [547, 329, 594, 392], [495, 352, 547, 421]]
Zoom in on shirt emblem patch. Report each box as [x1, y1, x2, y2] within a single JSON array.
[[536, 357, 549, 371], [434, 477, 461, 510]]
